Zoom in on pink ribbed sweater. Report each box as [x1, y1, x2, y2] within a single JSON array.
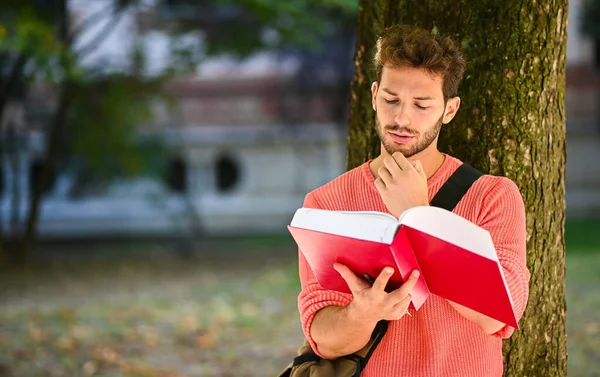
[[297, 154, 530, 377]]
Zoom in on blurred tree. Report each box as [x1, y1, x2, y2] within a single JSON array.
[[0, 0, 163, 265], [346, 1, 567, 376], [0, 0, 358, 266]]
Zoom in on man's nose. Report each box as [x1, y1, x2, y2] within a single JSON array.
[[393, 104, 411, 127]]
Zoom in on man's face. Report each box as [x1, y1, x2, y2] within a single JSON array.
[[371, 66, 459, 158]]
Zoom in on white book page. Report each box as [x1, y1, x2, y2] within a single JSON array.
[[290, 208, 400, 244], [399, 206, 498, 261]]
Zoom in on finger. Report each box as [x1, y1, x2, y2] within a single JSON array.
[[392, 294, 412, 311], [392, 152, 414, 172], [389, 270, 421, 302], [334, 263, 370, 293], [414, 160, 427, 181], [378, 165, 394, 185], [374, 177, 386, 192], [383, 156, 402, 178], [372, 266, 395, 292]]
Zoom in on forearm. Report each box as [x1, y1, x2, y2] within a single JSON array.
[[448, 301, 504, 334], [310, 304, 378, 359]]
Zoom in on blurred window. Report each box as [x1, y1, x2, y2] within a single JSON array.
[[166, 156, 187, 193], [215, 154, 240, 193]]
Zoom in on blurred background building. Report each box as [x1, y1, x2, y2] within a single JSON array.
[[1, 0, 599, 240]]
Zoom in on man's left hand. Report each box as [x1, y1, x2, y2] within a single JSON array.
[[374, 152, 429, 218]]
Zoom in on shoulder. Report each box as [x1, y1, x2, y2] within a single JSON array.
[[473, 175, 523, 204], [303, 163, 367, 209], [467, 174, 526, 224]]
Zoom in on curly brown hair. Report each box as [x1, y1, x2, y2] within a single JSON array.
[[373, 25, 467, 101]]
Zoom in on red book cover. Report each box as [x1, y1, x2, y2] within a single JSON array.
[[288, 225, 430, 311], [288, 206, 519, 329]]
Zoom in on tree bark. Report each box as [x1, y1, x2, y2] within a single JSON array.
[[347, 1, 568, 376]]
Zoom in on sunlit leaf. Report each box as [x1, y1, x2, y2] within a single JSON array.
[[93, 346, 120, 365], [82, 360, 98, 376], [178, 314, 199, 332], [28, 321, 44, 343]]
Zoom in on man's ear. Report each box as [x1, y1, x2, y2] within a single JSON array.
[[371, 81, 378, 111], [442, 97, 461, 124]]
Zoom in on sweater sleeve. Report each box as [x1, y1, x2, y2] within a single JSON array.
[[477, 177, 531, 339], [297, 192, 354, 356]]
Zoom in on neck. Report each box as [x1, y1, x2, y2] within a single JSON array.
[[371, 146, 445, 181]]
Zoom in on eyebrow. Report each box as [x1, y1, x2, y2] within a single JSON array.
[[381, 88, 435, 101]]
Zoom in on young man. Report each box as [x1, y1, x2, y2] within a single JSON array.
[[296, 25, 530, 376]]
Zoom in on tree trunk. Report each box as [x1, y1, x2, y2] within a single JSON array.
[[8, 125, 21, 236], [347, 1, 568, 376], [19, 0, 72, 264], [21, 83, 71, 263], [0, 54, 28, 262]]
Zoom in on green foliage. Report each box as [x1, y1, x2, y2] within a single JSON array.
[[0, 8, 76, 84], [156, 0, 358, 60], [67, 74, 168, 181], [581, 0, 600, 38]]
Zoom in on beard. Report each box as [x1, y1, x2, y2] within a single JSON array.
[[375, 114, 444, 158]]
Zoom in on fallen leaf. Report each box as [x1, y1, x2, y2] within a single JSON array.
[[56, 335, 77, 352], [241, 302, 258, 317], [93, 346, 120, 365], [178, 315, 199, 332], [124, 328, 140, 342], [110, 310, 124, 324], [194, 329, 215, 349], [157, 370, 183, 377], [13, 349, 33, 361], [28, 322, 44, 343], [71, 325, 94, 341], [119, 360, 161, 377], [82, 361, 97, 376], [143, 329, 160, 348], [58, 307, 77, 324], [0, 363, 11, 376]]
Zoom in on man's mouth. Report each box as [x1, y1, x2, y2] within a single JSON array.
[[388, 132, 415, 144]]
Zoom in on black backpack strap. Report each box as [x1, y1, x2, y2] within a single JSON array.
[[291, 321, 388, 376], [354, 320, 389, 374], [429, 163, 483, 212]]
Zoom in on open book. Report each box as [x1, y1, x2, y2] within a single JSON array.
[[288, 206, 518, 328]]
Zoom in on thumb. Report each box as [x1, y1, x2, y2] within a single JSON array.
[[414, 160, 427, 181]]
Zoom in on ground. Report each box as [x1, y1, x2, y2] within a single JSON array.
[[0, 224, 598, 377]]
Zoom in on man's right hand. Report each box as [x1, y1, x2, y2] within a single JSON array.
[[334, 263, 420, 323]]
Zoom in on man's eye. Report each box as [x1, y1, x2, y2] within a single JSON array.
[[415, 104, 428, 110], [384, 99, 398, 104]]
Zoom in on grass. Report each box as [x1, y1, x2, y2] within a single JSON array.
[[0, 246, 304, 377], [565, 219, 600, 377], [565, 219, 600, 253], [0, 221, 597, 377]]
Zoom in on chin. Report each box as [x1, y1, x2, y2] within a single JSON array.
[[385, 146, 413, 157]]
